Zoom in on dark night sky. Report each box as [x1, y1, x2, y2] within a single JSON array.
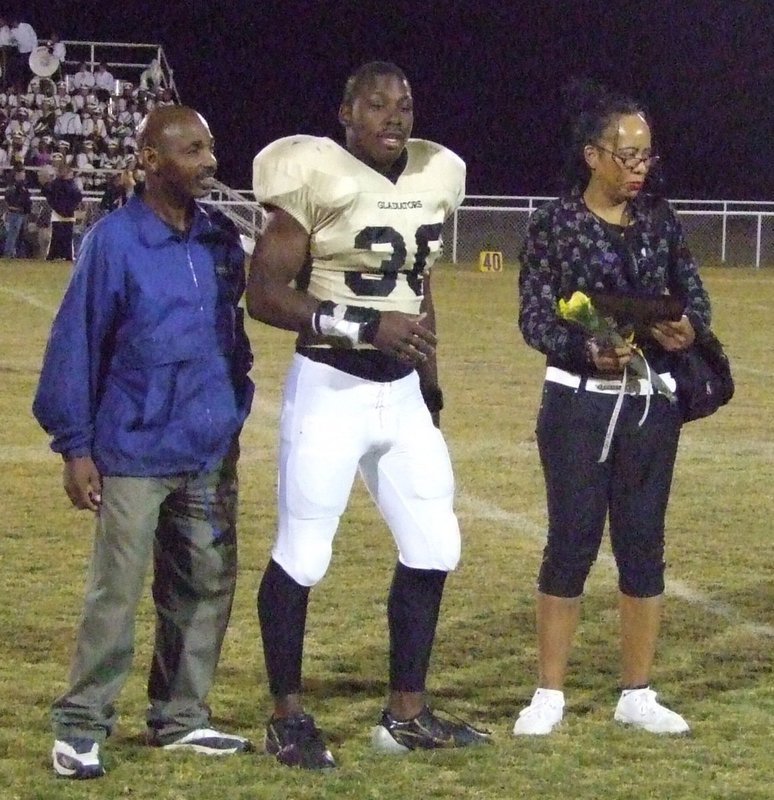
[[21, 0, 774, 198]]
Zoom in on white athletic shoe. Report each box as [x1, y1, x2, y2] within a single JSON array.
[[52, 737, 104, 779], [614, 688, 690, 734], [157, 727, 254, 755], [512, 688, 565, 736]]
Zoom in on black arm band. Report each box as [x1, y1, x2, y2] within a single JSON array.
[[421, 385, 444, 413], [358, 308, 381, 344]]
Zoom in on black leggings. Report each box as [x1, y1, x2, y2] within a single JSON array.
[[536, 381, 682, 598]]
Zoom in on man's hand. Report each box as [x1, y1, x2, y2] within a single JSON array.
[[650, 315, 695, 352], [371, 311, 436, 365], [63, 456, 102, 511]]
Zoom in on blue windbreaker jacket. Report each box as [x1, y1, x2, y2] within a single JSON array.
[[33, 196, 254, 477]]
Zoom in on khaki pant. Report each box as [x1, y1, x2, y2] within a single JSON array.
[[51, 454, 239, 743]]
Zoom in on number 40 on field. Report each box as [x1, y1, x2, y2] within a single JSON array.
[[478, 250, 503, 272]]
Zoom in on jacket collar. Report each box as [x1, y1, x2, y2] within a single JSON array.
[[126, 195, 221, 248]]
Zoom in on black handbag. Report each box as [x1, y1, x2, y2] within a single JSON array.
[[672, 329, 734, 422]]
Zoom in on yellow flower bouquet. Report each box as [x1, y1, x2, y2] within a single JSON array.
[[558, 291, 677, 404]]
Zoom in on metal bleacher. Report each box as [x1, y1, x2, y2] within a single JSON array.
[[18, 39, 264, 253]]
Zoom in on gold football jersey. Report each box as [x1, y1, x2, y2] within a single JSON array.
[[252, 135, 465, 315]]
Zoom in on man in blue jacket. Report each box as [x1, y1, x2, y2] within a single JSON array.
[[33, 104, 255, 779]]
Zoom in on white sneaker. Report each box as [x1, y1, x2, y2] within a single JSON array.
[[156, 727, 254, 755], [52, 737, 104, 779], [614, 688, 690, 734], [512, 688, 565, 735]]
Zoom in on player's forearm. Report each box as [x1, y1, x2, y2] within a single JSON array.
[[246, 206, 315, 331], [246, 277, 318, 333]]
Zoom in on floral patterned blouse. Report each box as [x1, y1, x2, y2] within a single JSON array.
[[518, 193, 711, 374]]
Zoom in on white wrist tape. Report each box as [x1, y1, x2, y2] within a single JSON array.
[[312, 301, 380, 346]]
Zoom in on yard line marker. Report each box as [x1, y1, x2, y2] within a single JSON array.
[[6, 294, 769, 637], [0, 286, 57, 315]]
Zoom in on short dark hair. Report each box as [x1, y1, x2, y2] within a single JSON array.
[[560, 78, 653, 193], [136, 104, 199, 151], [341, 61, 408, 106]]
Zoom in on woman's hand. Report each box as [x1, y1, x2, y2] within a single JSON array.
[[587, 339, 633, 373], [650, 315, 695, 351]]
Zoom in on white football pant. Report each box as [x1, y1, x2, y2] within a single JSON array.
[[271, 354, 461, 586]]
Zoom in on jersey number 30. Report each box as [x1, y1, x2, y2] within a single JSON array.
[[346, 223, 443, 297]]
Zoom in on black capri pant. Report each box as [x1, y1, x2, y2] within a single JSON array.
[[536, 380, 682, 598]]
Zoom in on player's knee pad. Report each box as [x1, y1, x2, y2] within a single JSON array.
[[272, 518, 338, 587], [399, 511, 461, 572], [272, 543, 332, 588]]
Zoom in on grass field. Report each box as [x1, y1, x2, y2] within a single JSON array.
[[0, 259, 771, 800]]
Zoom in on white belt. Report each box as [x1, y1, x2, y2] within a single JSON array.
[[545, 366, 677, 464], [545, 366, 676, 396]]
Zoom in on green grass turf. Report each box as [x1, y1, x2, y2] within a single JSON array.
[[0, 259, 771, 799]]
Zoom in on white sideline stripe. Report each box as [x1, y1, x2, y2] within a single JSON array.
[[452, 435, 774, 464], [705, 275, 774, 284], [0, 445, 51, 462], [720, 302, 769, 314], [455, 492, 774, 639], [0, 286, 58, 315], [6, 442, 772, 636], [5, 291, 770, 638]]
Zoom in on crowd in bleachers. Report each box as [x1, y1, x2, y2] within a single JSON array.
[[2, 62, 174, 191], [0, 16, 177, 258]]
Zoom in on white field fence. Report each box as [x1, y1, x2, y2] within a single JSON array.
[[449, 197, 774, 269], [201, 193, 774, 269], [12, 192, 772, 269]]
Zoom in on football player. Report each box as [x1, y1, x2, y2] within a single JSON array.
[[247, 61, 489, 770]]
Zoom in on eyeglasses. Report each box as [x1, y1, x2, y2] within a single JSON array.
[[595, 144, 660, 171]]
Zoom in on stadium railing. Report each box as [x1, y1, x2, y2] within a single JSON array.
[[451, 196, 774, 268], [8, 189, 772, 268], [59, 40, 179, 100], [37, 42, 770, 268], [199, 192, 774, 269]]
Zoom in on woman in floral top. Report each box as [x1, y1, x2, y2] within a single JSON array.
[[514, 79, 710, 737]]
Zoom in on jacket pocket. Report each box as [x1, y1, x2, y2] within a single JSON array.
[[110, 331, 216, 428]]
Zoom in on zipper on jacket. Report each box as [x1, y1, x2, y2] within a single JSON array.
[[186, 245, 204, 311], [186, 245, 213, 435]]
